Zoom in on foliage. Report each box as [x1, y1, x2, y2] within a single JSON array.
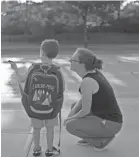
[[1, 0, 139, 38], [65, 1, 121, 47]]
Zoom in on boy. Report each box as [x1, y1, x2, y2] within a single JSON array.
[[10, 39, 65, 156]]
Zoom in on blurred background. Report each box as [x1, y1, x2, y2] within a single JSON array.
[[1, 1, 139, 157]]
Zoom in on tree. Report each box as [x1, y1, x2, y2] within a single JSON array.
[[1, 1, 66, 36], [66, 1, 121, 47], [120, 0, 139, 32], [121, 0, 139, 19]]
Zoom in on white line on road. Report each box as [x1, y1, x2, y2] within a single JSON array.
[[2, 58, 70, 65], [64, 66, 82, 82], [131, 72, 139, 80], [64, 65, 127, 87], [60, 68, 76, 83], [117, 56, 139, 63], [54, 59, 70, 65]]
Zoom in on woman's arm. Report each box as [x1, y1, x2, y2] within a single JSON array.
[[68, 77, 99, 119], [67, 98, 82, 118]]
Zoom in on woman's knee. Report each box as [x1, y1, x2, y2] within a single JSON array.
[[105, 121, 123, 136]]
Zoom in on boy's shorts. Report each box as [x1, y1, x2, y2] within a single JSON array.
[[31, 116, 58, 129]]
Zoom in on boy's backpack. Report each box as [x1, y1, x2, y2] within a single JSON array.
[[21, 63, 64, 120]]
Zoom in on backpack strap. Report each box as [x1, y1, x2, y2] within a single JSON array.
[[58, 111, 62, 152], [23, 63, 44, 94], [46, 64, 63, 97], [40, 64, 52, 74], [18, 79, 24, 96], [41, 64, 62, 152]]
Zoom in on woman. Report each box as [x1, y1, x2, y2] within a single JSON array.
[[65, 48, 123, 151]]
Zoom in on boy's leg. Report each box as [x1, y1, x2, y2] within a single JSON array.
[[33, 128, 41, 150], [46, 126, 54, 151], [31, 118, 43, 150]]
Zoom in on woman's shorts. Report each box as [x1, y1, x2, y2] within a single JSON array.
[[31, 116, 58, 129]]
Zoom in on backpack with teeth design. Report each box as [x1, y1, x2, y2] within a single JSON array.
[[21, 63, 64, 120]]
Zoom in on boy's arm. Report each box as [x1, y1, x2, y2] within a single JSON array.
[[9, 61, 32, 83], [15, 69, 28, 83], [16, 65, 34, 83], [9, 61, 27, 82]]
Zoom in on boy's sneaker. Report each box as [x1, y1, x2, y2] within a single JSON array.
[[77, 139, 90, 146], [45, 146, 60, 157], [33, 147, 41, 156], [92, 136, 115, 151]]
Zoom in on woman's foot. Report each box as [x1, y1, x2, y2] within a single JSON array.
[[45, 146, 60, 157], [33, 146, 41, 156], [92, 136, 115, 151], [77, 139, 90, 146]]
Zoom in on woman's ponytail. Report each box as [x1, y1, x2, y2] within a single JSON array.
[[93, 58, 103, 70]]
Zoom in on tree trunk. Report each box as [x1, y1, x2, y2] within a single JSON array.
[[83, 19, 87, 48], [117, 1, 121, 19], [83, 7, 88, 48], [25, 0, 29, 42]]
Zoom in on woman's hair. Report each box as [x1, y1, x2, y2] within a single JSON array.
[[76, 48, 103, 71]]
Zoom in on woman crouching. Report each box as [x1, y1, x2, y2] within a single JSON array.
[[65, 48, 123, 151]]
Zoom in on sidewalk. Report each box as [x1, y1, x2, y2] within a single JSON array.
[[25, 98, 139, 157], [1, 98, 139, 157]]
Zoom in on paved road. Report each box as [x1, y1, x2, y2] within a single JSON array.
[[1, 53, 139, 157]]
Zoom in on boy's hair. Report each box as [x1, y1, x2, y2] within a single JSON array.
[[40, 39, 59, 59]]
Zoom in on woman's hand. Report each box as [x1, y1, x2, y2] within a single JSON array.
[[63, 117, 72, 126], [63, 118, 68, 126], [63, 119, 67, 126]]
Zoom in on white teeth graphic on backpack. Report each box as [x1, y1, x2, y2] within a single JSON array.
[[32, 89, 52, 106], [42, 92, 52, 106]]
